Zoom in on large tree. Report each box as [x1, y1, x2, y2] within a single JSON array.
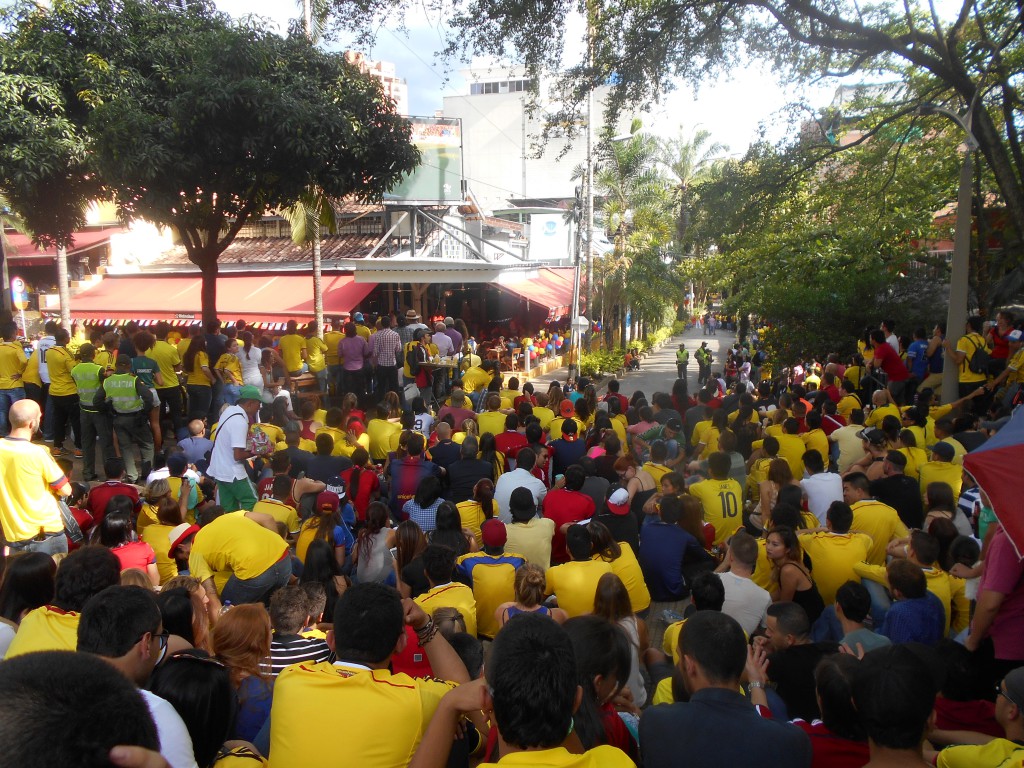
[[0, 0, 419, 324], [332, 0, 1023, 289]]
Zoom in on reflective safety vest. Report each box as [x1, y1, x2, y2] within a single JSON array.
[[103, 373, 144, 414], [71, 362, 103, 412], [676, 348, 689, 364]]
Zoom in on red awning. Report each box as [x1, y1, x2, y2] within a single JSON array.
[[4, 228, 127, 260], [497, 267, 576, 320], [71, 274, 377, 324]]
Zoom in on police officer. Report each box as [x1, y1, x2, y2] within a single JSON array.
[[71, 343, 114, 482], [95, 355, 155, 483], [676, 343, 690, 382]]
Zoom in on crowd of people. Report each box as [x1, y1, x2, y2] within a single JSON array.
[[0, 306, 1022, 768]]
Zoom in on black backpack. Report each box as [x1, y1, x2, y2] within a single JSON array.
[[966, 334, 991, 374]]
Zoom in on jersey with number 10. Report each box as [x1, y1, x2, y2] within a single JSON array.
[[688, 478, 744, 545]]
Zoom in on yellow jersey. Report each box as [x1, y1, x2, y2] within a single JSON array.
[[545, 560, 612, 618], [775, 434, 807, 478], [481, 746, 636, 768], [141, 522, 179, 584], [5, 605, 80, 658], [460, 366, 491, 393], [801, 429, 829, 466], [477, 411, 507, 437], [305, 336, 328, 373], [150, 340, 181, 389], [594, 543, 650, 612], [456, 500, 486, 542], [797, 531, 873, 605], [918, 460, 963, 501], [270, 661, 456, 768], [188, 512, 288, 592], [184, 351, 211, 387], [252, 498, 301, 534], [687, 478, 743, 544], [865, 403, 900, 429], [0, 438, 66, 542], [456, 551, 526, 639], [214, 353, 242, 384], [850, 500, 908, 565], [278, 334, 307, 373], [414, 582, 478, 637], [956, 332, 988, 384], [0, 341, 27, 389], [323, 330, 344, 366], [365, 419, 402, 461], [46, 346, 78, 396]]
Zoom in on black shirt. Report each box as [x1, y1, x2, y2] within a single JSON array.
[[428, 440, 462, 476], [446, 458, 493, 504], [953, 430, 987, 452], [549, 438, 587, 479], [592, 511, 639, 556], [767, 642, 840, 722], [654, 408, 682, 425], [870, 474, 925, 529], [581, 476, 610, 516], [284, 447, 313, 479], [305, 454, 353, 483]]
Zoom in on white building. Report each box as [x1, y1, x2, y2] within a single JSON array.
[[344, 51, 410, 117]]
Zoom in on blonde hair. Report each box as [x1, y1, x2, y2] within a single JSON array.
[[144, 478, 171, 505], [462, 419, 478, 437], [119, 568, 153, 589], [513, 563, 547, 608]]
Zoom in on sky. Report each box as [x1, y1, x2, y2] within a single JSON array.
[[214, 0, 838, 155]]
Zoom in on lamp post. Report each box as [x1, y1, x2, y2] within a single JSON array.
[[917, 103, 979, 406]]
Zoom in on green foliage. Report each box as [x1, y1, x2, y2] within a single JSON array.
[[0, 0, 419, 321]]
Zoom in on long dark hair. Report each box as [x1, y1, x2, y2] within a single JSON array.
[[593, 572, 633, 623], [348, 447, 370, 507], [182, 334, 208, 374], [394, 520, 427, 572], [355, 502, 389, 564], [156, 588, 196, 646], [430, 502, 468, 556], [98, 510, 136, 548], [588, 520, 622, 562], [562, 616, 632, 751], [239, 330, 255, 360], [473, 478, 495, 520], [413, 476, 443, 509], [299, 540, 344, 621], [0, 553, 56, 623]]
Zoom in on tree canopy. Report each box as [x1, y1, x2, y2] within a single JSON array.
[[0, 0, 419, 323]]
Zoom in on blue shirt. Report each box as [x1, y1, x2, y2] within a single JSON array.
[[402, 498, 442, 532], [905, 339, 930, 379], [638, 520, 708, 602], [880, 592, 945, 646]]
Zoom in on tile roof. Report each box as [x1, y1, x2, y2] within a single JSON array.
[[148, 234, 383, 266]]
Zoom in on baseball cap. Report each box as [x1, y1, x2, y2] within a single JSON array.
[[167, 523, 199, 558], [560, 417, 578, 435], [238, 385, 262, 402], [606, 487, 630, 516], [857, 427, 886, 445], [1003, 667, 1024, 707], [481, 519, 507, 548], [444, 316, 455, 327], [928, 442, 956, 461], [316, 490, 341, 512], [353, 312, 364, 323], [559, 399, 575, 418], [665, 418, 682, 432], [166, 453, 188, 476]]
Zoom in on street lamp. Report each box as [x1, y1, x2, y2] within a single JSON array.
[[917, 103, 979, 405]]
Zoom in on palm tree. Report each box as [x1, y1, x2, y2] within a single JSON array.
[[659, 127, 727, 249]]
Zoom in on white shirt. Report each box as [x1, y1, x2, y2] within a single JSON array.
[[207, 405, 250, 482], [494, 468, 549, 523], [433, 333, 455, 357], [801, 472, 845, 526], [886, 333, 900, 354], [36, 336, 55, 384], [720, 571, 772, 636], [0, 621, 15, 660], [140, 689, 199, 768]]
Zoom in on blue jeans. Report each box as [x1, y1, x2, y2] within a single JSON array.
[[221, 557, 291, 605], [863, 578, 891, 627], [222, 383, 241, 405], [6, 530, 68, 556], [0, 387, 25, 436]]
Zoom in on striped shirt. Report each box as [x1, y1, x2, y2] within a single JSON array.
[[369, 327, 402, 367], [269, 634, 332, 676]]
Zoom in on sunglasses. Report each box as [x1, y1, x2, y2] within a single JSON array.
[[996, 683, 1022, 708]]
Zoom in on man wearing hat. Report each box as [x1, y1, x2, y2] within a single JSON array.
[[206, 384, 264, 513], [95, 355, 156, 484], [918, 441, 964, 500], [455, 519, 526, 639], [441, 316, 462, 352], [592, 486, 640, 555], [846, 427, 889, 481], [633, 417, 684, 468], [935, 668, 1024, 767], [352, 312, 371, 340], [167, 522, 199, 573]]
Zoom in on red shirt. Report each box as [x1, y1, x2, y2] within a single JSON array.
[[934, 697, 1002, 738], [604, 393, 629, 413], [340, 465, 381, 522], [542, 488, 595, 564], [872, 342, 909, 382], [792, 720, 870, 768], [87, 482, 141, 524], [822, 414, 847, 436], [112, 540, 157, 572], [66, 506, 95, 552], [493, 431, 529, 468], [256, 475, 296, 508]]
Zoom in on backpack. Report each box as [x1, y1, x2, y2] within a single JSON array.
[[247, 424, 274, 457], [966, 334, 991, 375], [406, 346, 421, 376]]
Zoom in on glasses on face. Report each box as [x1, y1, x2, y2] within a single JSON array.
[[996, 683, 1021, 708]]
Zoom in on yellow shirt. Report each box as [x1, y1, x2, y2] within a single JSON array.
[[801, 429, 829, 466], [687, 478, 743, 545], [460, 366, 491, 393], [137, 502, 160, 535], [366, 419, 403, 461], [751, 538, 773, 591], [22, 349, 42, 387], [690, 420, 712, 448], [214, 353, 242, 384], [956, 332, 988, 384], [477, 411, 507, 437], [594, 543, 650, 612], [918, 460, 963, 501], [270, 661, 456, 768], [0, 341, 27, 389], [775, 434, 807, 478], [252, 498, 301, 534], [798, 531, 873, 605], [937, 738, 1024, 768], [188, 512, 288, 591], [897, 446, 929, 481], [5, 606, 80, 658], [836, 394, 862, 419], [545, 560, 612, 618], [1007, 348, 1024, 386], [305, 336, 328, 373], [314, 426, 355, 458], [456, 500, 486, 542], [278, 334, 307, 373], [865, 403, 900, 429], [177, 337, 192, 359], [642, 462, 672, 487], [456, 551, 526, 639], [141, 523, 180, 584], [533, 406, 555, 431], [254, 422, 285, 446], [746, 457, 773, 501], [185, 351, 211, 387], [0, 438, 66, 542], [355, 324, 371, 340], [850, 500, 909, 565], [95, 349, 116, 373], [150, 340, 181, 389], [482, 746, 636, 768], [505, 517, 555, 572], [294, 519, 344, 563], [46, 346, 78, 396], [414, 582, 478, 637], [323, 330, 344, 366]]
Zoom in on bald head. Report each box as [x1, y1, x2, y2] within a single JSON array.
[[436, 422, 451, 439], [871, 390, 887, 406], [435, 322, 446, 333], [9, 399, 41, 430]]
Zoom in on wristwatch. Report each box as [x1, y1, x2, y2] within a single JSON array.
[[748, 681, 765, 690]]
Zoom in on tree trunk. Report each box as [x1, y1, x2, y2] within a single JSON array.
[[312, 217, 323, 335], [199, 257, 218, 326], [56, 244, 71, 329]]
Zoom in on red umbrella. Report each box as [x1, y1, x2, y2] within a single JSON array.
[[964, 408, 1024, 556]]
